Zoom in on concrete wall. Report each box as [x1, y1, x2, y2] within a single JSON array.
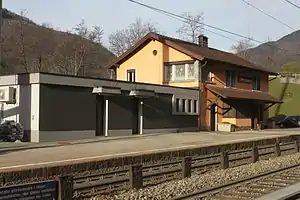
[[143, 94, 196, 131], [0, 73, 199, 142], [108, 95, 133, 136], [0, 75, 40, 141], [35, 73, 199, 142], [38, 84, 97, 142], [37, 83, 198, 141]]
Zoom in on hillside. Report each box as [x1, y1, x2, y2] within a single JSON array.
[[1, 9, 116, 78], [269, 78, 300, 117], [245, 30, 300, 72]]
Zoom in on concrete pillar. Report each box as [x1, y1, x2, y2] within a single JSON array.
[[138, 99, 143, 135], [104, 97, 109, 137]]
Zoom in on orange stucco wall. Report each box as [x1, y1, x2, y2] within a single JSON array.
[[163, 44, 192, 62], [116, 40, 194, 85], [210, 63, 268, 92], [204, 63, 269, 129], [117, 40, 164, 84], [162, 44, 197, 88]]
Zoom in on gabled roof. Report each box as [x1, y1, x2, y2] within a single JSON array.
[[107, 32, 278, 75]]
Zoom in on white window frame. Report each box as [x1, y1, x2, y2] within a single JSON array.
[[172, 95, 199, 115], [165, 62, 198, 82], [126, 69, 136, 82]]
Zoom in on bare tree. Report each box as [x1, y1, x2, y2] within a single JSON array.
[[56, 19, 104, 76], [231, 38, 255, 61], [231, 38, 254, 53], [56, 19, 105, 76], [176, 12, 204, 43], [73, 19, 89, 38], [72, 19, 104, 44], [41, 22, 53, 29], [88, 25, 104, 44], [108, 17, 159, 56], [17, 9, 30, 72]]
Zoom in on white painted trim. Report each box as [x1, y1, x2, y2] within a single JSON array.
[[104, 98, 109, 137], [139, 100, 143, 135], [172, 94, 199, 115], [171, 64, 175, 81], [30, 84, 40, 142], [35, 73, 199, 96]]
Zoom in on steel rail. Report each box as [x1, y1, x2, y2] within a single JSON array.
[[170, 163, 300, 200]]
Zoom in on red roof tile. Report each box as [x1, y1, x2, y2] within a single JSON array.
[[108, 32, 278, 75]]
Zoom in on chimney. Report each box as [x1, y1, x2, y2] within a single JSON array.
[[198, 34, 208, 48]]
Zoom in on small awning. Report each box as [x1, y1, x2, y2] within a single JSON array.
[[92, 86, 121, 95], [206, 85, 282, 104], [129, 89, 156, 98]]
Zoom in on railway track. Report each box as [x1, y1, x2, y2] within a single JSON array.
[[171, 163, 300, 200]]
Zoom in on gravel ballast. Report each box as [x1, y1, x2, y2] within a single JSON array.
[[92, 153, 300, 200]]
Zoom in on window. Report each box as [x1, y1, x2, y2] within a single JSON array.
[[175, 98, 180, 112], [182, 99, 186, 112], [110, 69, 116, 79], [165, 65, 173, 81], [226, 71, 236, 87], [164, 63, 197, 81], [187, 64, 196, 79], [188, 99, 192, 112], [252, 76, 260, 90], [126, 69, 136, 82], [175, 64, 186, 80], [172, 96, 198, 115], [193, 100, 198, 113]]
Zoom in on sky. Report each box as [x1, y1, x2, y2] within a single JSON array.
[[4, 0, 300, 52]]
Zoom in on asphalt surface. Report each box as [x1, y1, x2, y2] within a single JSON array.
[[0, 129, 299, 171]]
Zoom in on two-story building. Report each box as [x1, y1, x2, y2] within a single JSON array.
[[108, 32, 282, 131]]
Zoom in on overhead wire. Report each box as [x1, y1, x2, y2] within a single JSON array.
[[128, 0, 300, 56], [153, 8, 239, 43], [241, 0, 295, 31], [283, 0, 300, 10]]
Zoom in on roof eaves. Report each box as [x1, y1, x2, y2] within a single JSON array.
[[106, 32, 157, 69], [107, 32, 205, 69], [206, 57, 278, 76], [163, 40, 204, 60], [206, 85, 281, 103]]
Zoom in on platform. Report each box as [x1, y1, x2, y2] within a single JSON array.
[[0, 129, 299, 171]]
